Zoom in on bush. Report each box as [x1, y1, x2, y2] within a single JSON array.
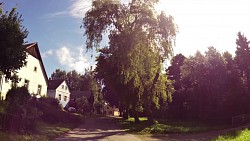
[[5, 86, 30, 114], [3, 86, 40, 133], [36, 97, 81, 124], [38, 97, 61, 109]]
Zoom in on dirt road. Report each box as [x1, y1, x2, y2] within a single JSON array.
[[53, 116, 249, 141], [53, 116, 141, 141]]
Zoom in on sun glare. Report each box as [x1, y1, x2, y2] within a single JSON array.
[[155, 0, 250, 56]]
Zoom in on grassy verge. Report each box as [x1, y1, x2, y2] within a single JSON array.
[[0, 118, 83, 141], [116, 117, 228, 134], [214, 128, 250, 141]]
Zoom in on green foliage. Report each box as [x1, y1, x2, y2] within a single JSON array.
[[84, 0, 177, 120], [215, 129, 250, 141], [36, 97, 81, 124], [0, 5, 28, 79], [5, 86, 31, 114], [3, 86, 41, 133], [117, 117, 227, 134], [167, 37, 250, 123], [76, 96, 91, 114], [235, 32, 250, 91]]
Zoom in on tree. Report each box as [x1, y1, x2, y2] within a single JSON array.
[[66, 70, 82, 90], [50, 69, 67, 80], [235, 32, 250, 91], [50, 69, 83, 90], [0, 4, 28, 79], [83, 0, 177, 121], [167, 54, 186, 90], [76, 96, 91, 114]]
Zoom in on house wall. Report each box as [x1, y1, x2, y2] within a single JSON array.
[[55, 81, 70, 108], [47, 90, 56, 98], [0, 53, 47, 99], [103, 105, 120, 116]]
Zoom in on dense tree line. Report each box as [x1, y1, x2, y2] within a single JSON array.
[[167, 32, 250, 124]]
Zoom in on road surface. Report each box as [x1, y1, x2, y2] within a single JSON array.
[[53, 116, 141, 141], [53, 116, 249, 141]]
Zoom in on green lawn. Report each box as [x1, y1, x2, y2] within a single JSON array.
[[214, 128, 250, 141], [116, 117, 228, 134], [0, 120, 83, 141]]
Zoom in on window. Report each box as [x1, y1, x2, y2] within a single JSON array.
[[34, 66, 37, 72], [61, 85, 64, 89], [24, 62, 27, 67], [5, 78, 9, 83], [37, 85, 42, 95], [65, 86, 67, 90], [64, 96, 67, 101], [24, 79, 29, 88], [58, 94, 61, 100]]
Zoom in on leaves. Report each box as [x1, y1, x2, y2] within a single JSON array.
[[0, 6, 28, 79], [83, 0, 177, 119]]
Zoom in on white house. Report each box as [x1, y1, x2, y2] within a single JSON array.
[[0, 42, 48, 100], [103, 104, 120, 116], [47, 79, 70, 108]]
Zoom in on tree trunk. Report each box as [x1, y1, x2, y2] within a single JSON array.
[[123, 111, 128, 119], [122, 107, 129, 119], [131, 108, 140, 123], [147, 110, 154, 123], [134, 115, 140, 123]]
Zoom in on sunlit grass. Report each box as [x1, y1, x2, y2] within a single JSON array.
[[214, 129, 250, 141], [116, 117, 228, 134]]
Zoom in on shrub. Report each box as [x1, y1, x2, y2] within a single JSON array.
[[4, 86, 40, 133], [35, 97, 81, 124]]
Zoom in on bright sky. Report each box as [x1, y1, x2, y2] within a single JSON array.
[[3, 0, 250, 76]]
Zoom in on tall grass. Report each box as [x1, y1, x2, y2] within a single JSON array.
[[215, 129, 250, 141]]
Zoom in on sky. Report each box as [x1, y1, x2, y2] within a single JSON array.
[[3, 0, 250, 77]]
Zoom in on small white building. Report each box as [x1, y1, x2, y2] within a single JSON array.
[[47, 79, 70, 108], [0, 42, 48, 100], [103, 104, 120, 116]]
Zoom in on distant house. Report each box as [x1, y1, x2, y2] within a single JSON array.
[[0, 42, 48, 100], [103, 104, 120, 116], [47, 79, 70, 108]]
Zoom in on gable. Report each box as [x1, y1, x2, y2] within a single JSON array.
[[24, 42, 48, 85], [56, 81, 70, 93]]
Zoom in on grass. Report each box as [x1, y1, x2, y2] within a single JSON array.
[[116, 117, 228, 134], [0, 118, 83, 141], [214, 128, 250, 141]]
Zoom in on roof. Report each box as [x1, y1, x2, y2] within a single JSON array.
[[70, 90, 91, 99], [48, 79, 65, 90], [23, 42, 48, 84]]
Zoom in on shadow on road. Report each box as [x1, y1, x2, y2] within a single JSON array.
[[53, 116, 140, 141]]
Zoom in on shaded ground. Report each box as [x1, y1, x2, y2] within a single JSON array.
[[53, 116, 141, 141], [54, 116, 250, 141]]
